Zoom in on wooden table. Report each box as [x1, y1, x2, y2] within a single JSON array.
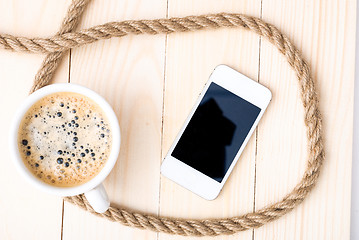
[[0, 0, 356, 239]]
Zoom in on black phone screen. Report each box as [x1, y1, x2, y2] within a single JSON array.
[[171, 82, 261, 182]]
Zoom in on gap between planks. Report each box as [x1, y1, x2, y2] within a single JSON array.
[[253, 1, 263, 240], [157, 0, 169, 239], [61, 49, 72, 240]]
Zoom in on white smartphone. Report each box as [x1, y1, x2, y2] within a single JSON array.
[[161, 65, 271, 200]]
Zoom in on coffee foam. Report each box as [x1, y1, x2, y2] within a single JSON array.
[[18, 92, 112, 187]]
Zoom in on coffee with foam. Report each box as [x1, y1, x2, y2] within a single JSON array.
[[18, 92, 112, 187]]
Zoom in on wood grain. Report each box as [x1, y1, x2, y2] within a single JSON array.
[[159, 1, 261, 240], [0, 0, 355, 239], [0, 0, 71, 239], [61, 0, 166, 239], [254, 0, 356, 239]]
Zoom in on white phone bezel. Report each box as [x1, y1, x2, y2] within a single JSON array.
[[161, 64, 272, 200]]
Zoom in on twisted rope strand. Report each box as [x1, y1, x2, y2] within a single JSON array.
[[0, 13, 306, 55], [2, 4, 324, 237], [29, 0, 91, 94]]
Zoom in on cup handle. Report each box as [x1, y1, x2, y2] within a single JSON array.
[[84, 183, 110, 213]]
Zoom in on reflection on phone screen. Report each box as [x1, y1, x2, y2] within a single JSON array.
[[172, 82, 261, 182]]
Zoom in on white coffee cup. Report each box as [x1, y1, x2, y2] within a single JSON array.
[[9, 83, 121, 213]]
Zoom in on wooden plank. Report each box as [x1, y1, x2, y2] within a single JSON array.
[[61, 0, 167, 239], [0, 0, 71, 239], [159, 1, 261, 240], [254, 0, 356, 239]]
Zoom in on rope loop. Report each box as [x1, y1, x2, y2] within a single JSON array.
[[2, 0, 324, 236]]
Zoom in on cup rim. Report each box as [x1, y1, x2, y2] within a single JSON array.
[[9, 83, 121, 196]]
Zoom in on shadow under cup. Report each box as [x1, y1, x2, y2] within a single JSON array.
[[9, 83, 121, 202]]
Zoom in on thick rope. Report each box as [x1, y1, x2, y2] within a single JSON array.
[[3, 2, 324, 237], [29, 0, 91, 94]]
